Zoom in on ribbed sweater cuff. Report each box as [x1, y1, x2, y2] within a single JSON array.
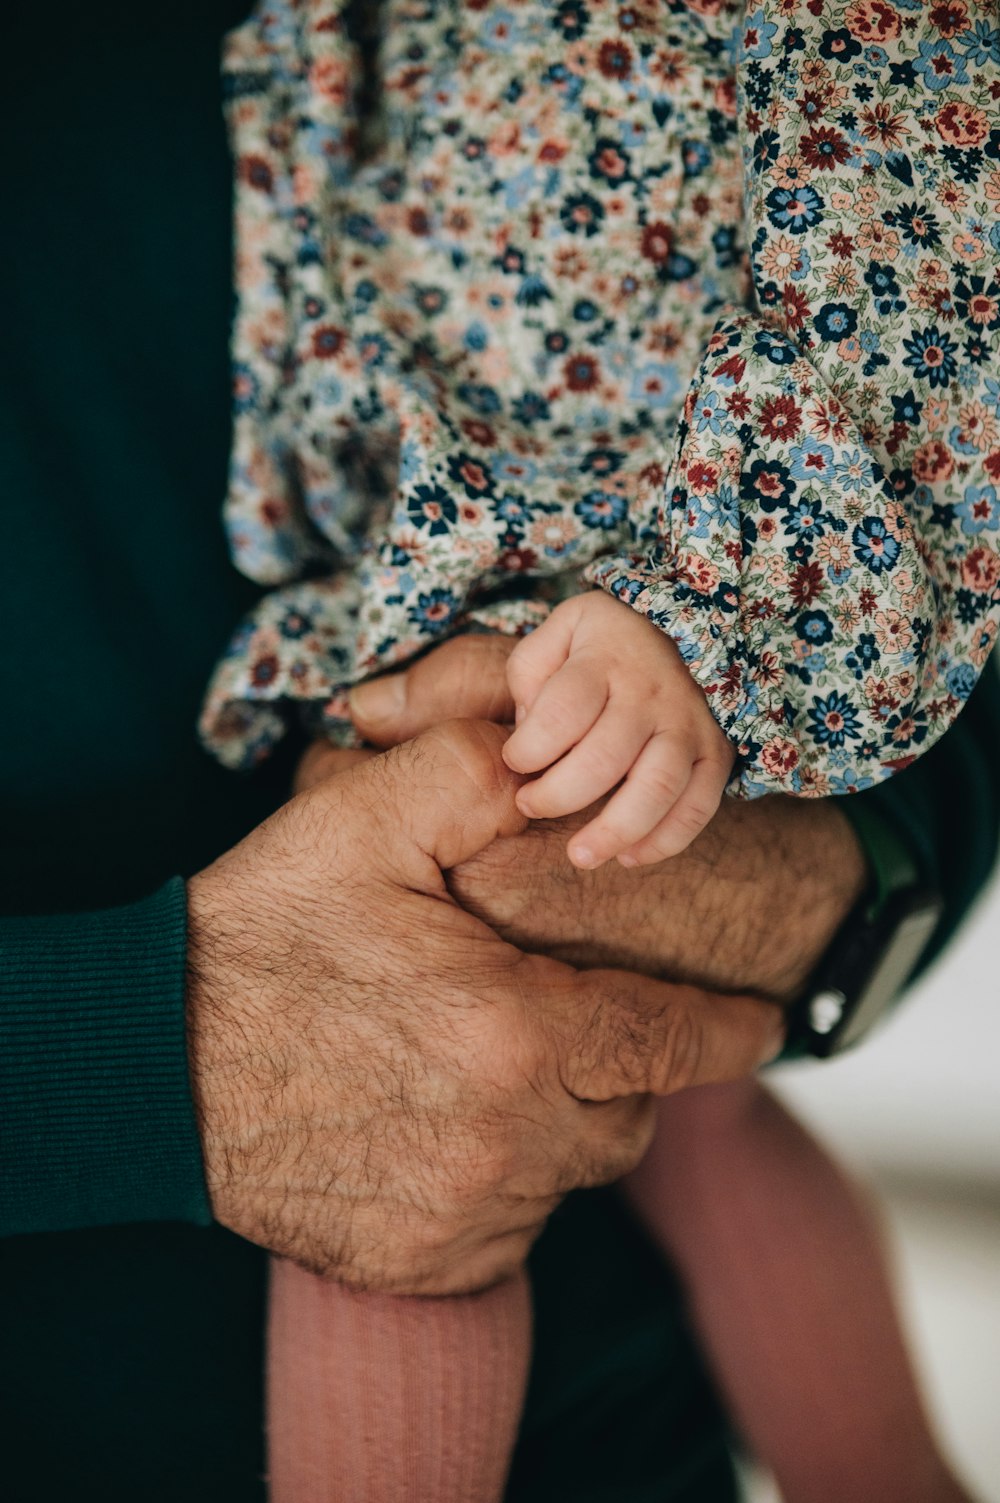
[[0, 879, 212, 1236]]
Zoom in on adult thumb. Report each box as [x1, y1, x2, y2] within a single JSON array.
[[362, 719, 530, 879], [349, 636, 517, 748]]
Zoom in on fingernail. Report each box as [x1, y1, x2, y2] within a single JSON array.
[[570, 844, 597, 869], [349, 674, 405, 727], [516, 789, 535, 815], [617, 853, 638, 869]]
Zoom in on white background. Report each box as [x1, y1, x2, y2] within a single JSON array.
[[751, 871, 1000, 1501]]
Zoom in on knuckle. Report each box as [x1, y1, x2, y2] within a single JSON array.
[[649, 1002, 703, 1095], [425, 718, 510, 795], [644, 767, 685, 805]]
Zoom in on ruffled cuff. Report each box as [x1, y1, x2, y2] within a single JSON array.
[[200, 572, 551, 769], [586, 312, 941, 800]]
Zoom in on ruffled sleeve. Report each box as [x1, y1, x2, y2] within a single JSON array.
[[586, 0, 1000, 797]]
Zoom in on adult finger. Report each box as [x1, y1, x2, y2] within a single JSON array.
[[349, 636, 517, 747], [337, 719, 529, 879], [560, 969, 786, 1101], [294, 739, 376, 792]]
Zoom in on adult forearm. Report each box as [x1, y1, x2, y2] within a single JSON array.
[[449, 796, 867, 1003], [0, 880, 210, 1237]]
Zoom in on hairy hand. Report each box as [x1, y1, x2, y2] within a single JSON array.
[[346, 637, 867, 1001], [187, 721, 782, 1294]]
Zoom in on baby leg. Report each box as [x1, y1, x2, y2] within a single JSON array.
[[267, 1257, 532, 1503], [624, 1080, 971, 1503]]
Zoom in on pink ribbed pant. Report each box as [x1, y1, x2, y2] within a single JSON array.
[[267, 1262, 531, 1503]]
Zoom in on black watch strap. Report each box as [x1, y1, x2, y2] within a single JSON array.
[[785, 804, 944, 1058]]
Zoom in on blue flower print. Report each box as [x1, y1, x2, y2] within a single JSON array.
[[407, 483, 458, 536], [399, 438, 423, 486], [947, 662, 979, 699], [813, 303, 858, 342], [629, 364, 682, 409], [457, 382, 502, 416], [692, 389, 729, 435], [787, 498, 827, 538], [912, 38, 969, 91], [479, 9, 521, 50], [789, 437, 836, 482], [511, 391, 552, 426], [954, 275, 1000, 334], [765, 184, 824, 233], [278, 608, 313, 640], [845, 632, 880, 677], [741, 9, 779, 59], [832, 450, 875, 495], [682, 139, 712, 177], [446, 452, 495, 499], [852, 517, 901, 574], [232, 362, 261, 414], [902, 327, 959, 388], [894, 202, 942, 249], [891, 389, 923, 425], [956, 484, 1000, 535], [957, 19, 1000, 67], [496, 492, 532, 524], [752, 129, 781, 175], [408, 588, 461, 630], [818, 28, 862, 62], [797, 609, 833, 645], [574, 491, 628, 530], [753, 329, 798, 365], [560, 192, 605, 237], [742, 458, 796, 511], [830, 768, 876, 794], [494, 453, 538, 487], [808, 692, 863, 747]]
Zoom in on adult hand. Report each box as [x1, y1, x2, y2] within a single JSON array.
[[345, 637, 868, 1002], [187, 721, 782, 1295]]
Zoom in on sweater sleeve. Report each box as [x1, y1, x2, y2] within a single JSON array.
[[0, 879, 212, 1237], [586, 0, 1000, 798]]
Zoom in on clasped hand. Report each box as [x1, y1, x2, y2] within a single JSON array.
[[186, 701, 793, 1293]]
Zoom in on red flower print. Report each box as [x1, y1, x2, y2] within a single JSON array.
[[759, 395, 803, 442], [845, 0, 902, 41], [928, 0, 968, 36], [239, 154, 273, 193], [564, 353, 601, 392], [791, 561, 824, 606], [779, 285, 811, 333], [962, 546, 1000, 594], [761, 737, 800, 776], [461, 420, 497, 448], [312, 325, 347, 359], [801, 127, 852, 170], [598, 39, 634, 79], [912, 439, 954, 483], [640, 222, 673, 263]]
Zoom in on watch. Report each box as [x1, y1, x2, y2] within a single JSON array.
[[784, 802, 944, 1059]]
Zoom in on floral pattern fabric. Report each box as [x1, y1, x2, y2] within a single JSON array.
[[202, 0, 1000, 800]]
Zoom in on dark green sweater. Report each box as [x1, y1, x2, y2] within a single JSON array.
[[2, 5, 998, 1500]]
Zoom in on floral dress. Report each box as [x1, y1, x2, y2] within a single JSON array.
[[201, 0, 1000, 799]]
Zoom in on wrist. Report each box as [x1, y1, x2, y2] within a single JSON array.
[[666, 798, 869, 1003]]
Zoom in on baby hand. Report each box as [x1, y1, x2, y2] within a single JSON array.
[[502, 592, 735, 869]]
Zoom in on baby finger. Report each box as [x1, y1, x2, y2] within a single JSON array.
[[566, 731, 692, 869], [617, 754, 731, 867]]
